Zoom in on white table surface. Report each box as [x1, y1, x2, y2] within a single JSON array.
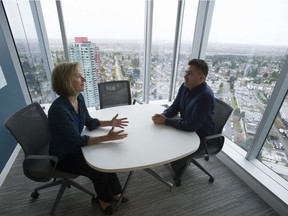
[[82, 104, 200, 173]]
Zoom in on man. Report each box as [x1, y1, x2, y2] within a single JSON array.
[[152, 59, 215, 186]]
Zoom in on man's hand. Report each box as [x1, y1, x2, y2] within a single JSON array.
[[152, 114, 166, 124]]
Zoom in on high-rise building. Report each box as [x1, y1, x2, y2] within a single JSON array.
[[69, 37, 100, 107]]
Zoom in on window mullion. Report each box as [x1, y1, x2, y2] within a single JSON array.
[[143, 0, 153, 103], [169, 0, 185, 101], [191, 0, 215, 59], [29, 0, 56, 100], [55, 0, 69, 62]]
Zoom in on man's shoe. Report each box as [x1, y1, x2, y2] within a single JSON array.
[[173, 164, 188, 187], [173, 173, 182, 187]]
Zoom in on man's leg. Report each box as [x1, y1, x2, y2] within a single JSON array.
[[170, 156, 191, 187]]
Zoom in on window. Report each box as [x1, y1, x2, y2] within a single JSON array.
[[176, 0, 198, 96], [150, 0, 178, 101], [259, 92, 288, 180], [206, 0, 288, 153], [3, 0, 52, 103], [59, 0, 145, 107]]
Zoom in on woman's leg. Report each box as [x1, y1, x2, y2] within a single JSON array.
[[56, 152, 121, 202], [107, 173, 122, 196]]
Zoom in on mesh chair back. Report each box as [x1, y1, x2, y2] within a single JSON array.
[[196, 98, 233, 157], [98, 80, 132, 109], [5, 103, 50, 157], [213, 98, 233, 134]]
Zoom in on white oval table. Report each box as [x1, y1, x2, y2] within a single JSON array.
[[82, 104, 200, 208]]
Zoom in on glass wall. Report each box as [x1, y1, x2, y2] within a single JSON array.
[[41, 0, 66, 66], [258, 92, 288, 180], [205, 0, 288, 152], [150, 0, 178, 101], [3, 0, 197, 106], [59, 0, 145, 107], [206, 0, 288, 185], [175, 0, 198, 96], [3, 0, 52, 103]]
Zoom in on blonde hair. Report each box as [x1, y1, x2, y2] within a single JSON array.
[[51, 62, 80, 96]]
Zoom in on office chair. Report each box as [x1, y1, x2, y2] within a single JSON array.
[[98, 80, 142, 109], [189, 98, 233, 183], [5, 103, 96, 216]]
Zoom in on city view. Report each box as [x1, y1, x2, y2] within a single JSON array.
[[16, 38, 288, 181]]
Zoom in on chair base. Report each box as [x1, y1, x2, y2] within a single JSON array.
[[32, 178, 96, 216], [190, 159, 214, 183]]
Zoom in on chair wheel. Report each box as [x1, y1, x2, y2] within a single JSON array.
[[205, 156, 209, 161], [67, 184, 71, 188], [31, 191, 39, 199], [209, 177, 214, 183]]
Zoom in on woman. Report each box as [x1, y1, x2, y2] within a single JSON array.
[[48, 62, 128, 215]]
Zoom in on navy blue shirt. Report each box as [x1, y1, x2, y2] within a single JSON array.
[[164, 82, 215, 138], [48, 94, 100, 160]]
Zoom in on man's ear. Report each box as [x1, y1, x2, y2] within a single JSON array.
[[200, 73, 205, 80]]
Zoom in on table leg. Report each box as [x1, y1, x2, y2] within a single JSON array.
[[116, 171, 134, 210], [144, 168, 173, 189]]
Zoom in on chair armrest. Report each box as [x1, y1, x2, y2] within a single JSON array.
[[202, 134, 225, 157], [132, 99, 143, 105], [203, 133, 223, 142], [23, 155, 59, 182], [25, 155, 59, 163]]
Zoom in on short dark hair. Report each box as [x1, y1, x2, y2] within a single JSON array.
[[188, 59, 208, 77]]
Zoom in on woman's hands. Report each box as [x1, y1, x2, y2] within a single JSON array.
[[111, 114, 129, 129], [107, 127, 127, 141], [95, 114, 128, 144]]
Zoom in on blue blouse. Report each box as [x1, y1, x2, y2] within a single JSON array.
[[48, 94, 100, 159], [163, 82, 215, 138]]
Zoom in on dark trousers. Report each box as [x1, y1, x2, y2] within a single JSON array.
[[56, 151, 122, 202], [170, 155, 191, 175], [170, 141, 206, 175]]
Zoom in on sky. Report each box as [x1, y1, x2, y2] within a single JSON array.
[[3, 0, 288, 46]]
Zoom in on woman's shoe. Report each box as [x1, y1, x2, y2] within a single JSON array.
[[100, 205, 113, 215], [97, 198, 113, 215], [113, 196, 129, 203]]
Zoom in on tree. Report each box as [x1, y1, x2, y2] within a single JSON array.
[[228, 76, 236, 83], [233, 108, 240, 116], [240, 111, 245, 120], [132, 58, 139, 67], [270, 71, 278, 79], [133, 68, 140, 78], [22, 61, 32, 72]]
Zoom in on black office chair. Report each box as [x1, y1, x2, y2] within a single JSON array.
[[189, 98, 233, 183], [98, 80, 142, 109], [5, 103, 96, 216], [98, 80, 132, 109]]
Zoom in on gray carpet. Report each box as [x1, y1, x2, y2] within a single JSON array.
[[0, 150, 278, 216]]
